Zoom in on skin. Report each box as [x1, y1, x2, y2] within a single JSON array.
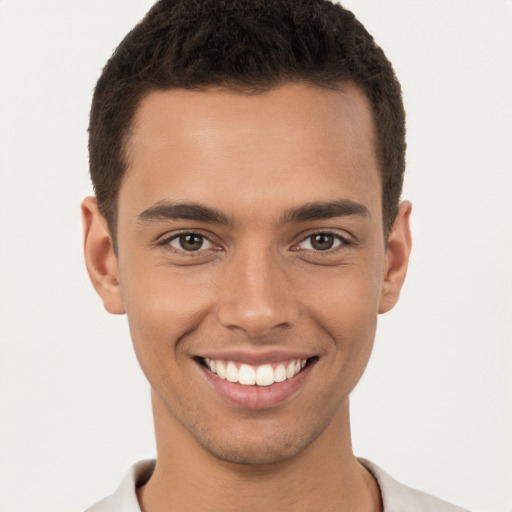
[[82, 82, 412, 512]]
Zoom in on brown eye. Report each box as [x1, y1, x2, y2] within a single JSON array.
[[169, 233, 212, 252], [297, 233, 345, 252], [310, 234, 335, 251]]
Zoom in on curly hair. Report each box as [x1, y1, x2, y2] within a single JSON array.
[[89, 0, 405, 240]]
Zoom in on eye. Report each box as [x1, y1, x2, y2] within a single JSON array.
[[168, 233, 213, 252], [298, 233, 345, 251]]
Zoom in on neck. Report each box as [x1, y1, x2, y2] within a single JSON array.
[[137, 394, 382, 512]]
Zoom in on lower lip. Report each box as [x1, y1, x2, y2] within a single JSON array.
[[197, 361, 315, 410]]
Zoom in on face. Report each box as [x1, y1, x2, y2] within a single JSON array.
[[83, 83, 411, 466]]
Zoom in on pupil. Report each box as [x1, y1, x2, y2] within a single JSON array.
[[311, 234, 334, 251], [180, 234, 203, 251]]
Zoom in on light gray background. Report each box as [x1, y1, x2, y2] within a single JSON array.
[[0, 1, 510, 511]]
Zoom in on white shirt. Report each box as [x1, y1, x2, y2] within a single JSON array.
[[86, 458, 470, 512]]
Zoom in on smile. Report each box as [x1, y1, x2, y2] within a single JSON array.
[[202, 358, 310, 386], [195, 354, 318, 409]]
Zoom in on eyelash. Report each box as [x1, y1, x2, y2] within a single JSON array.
[[158, 231, 217, 256], [157, 230, 352, 256], [293, 231, 351, 253]]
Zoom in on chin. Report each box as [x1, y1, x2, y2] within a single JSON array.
[[194, 423, 323, 467]]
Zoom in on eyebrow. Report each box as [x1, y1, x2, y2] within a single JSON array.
[[282, 199, 370, 223], [136, 198, 370, 226], [137, 201, 231, 225]]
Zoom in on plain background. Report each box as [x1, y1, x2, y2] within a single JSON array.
[[0, 1, 510, 511]]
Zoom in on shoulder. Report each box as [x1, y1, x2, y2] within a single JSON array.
[[86, 458, 470, 512], [85, 495, 113, 512], [359, 458, 470, 512], [85, 459, 155, 512]]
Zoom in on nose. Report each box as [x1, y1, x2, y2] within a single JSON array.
[[215, 246, 300, 338]]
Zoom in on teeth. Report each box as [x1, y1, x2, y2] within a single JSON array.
[[226, 362, 239, 383], [203, 358, 308, 386], [274, 364, 287, 383], [238, 364, 256, 385], [286, 361, 295, 379], [255, 365, 274, 386], [216, 361, 226, 379]]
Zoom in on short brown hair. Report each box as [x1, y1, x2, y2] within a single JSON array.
[[89, 0, 406, 241]]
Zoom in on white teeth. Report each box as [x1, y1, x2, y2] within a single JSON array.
[[216, 361, 226, 379], [274, 364, 287, 383], [226, 362, 239, 383], [286, 361, 296, 379], [256, 365, 274, 386], [203, 358, 309, 386], [238, 364, 256, 385]]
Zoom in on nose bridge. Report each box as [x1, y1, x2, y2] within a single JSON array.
[[216, 241, 298, 337]]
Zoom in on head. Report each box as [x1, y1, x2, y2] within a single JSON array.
[[89, 0, 406, 247], [83, 0, 411, 468]]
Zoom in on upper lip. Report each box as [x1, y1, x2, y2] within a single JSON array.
[[195, 350, 316, 365]]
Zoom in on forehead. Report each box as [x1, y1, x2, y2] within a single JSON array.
[[121, 83, 381, 221]]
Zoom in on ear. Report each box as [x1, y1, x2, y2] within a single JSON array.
[[81, 196, 125, 315], [378, 201, 412, 314]]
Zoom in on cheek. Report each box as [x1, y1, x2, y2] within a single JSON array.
[[301, 258, 383, 329], [299, 262, 382, 375], [118, 257, 215, 373], [121, 244, 213, 321]]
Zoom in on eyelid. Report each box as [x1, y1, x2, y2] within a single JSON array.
[[168, 233, 213, 251], [292, 230, 353, 251], [157, 230, 221, 254], [154, 228, 353, 255]]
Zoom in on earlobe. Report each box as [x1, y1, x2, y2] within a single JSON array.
[[378, 201, 413, 314], [81, 196, 125, 315]]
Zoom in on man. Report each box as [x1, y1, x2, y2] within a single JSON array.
[[82, 0, 469, 510]]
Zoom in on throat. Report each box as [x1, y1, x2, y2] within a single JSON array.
[[137, 456, 381, 512], [140, 401, 380, 512]]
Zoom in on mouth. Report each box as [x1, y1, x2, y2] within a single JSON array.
[[196, 356, 318, 387]]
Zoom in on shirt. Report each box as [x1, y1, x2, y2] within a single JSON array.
[[86, 458, 470, 512]]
